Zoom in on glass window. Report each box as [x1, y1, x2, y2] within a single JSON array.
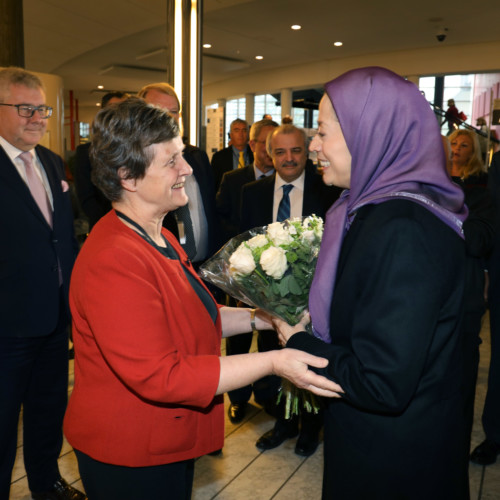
[[79, 122, 90, 140], [419, 77, 435, 104], [444, 74, 474, 117], [225, 97, 246, 147], [292, 108, 304, 126], [254, 94, 281, 123]]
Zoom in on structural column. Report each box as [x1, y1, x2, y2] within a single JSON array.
[[0, 0, 25, 67], [280, 88, 293, 121], [245, 93, 255, 125], [216, 98, 227, 146], [165, 0, 203, 146]]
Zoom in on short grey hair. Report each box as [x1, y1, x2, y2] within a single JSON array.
[[230, 118, 248, 131], [0, 67, 44, 102], [249, 119, 279, 141]]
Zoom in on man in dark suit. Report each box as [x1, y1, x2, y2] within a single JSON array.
[[211, 118, 253, 191], [74, 91, 130, 230], [240, 124, 341, 457], [471, 150, 500, 465], [0, 68, 85, 499], [216, 119, 278, 424], [138, 83, 221, 269], [217, 118, 278, 244]]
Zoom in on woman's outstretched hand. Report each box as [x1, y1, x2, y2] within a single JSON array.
[[272, 348, 344, 398]]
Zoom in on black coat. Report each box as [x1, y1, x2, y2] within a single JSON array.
[[0, 145, 78, 337], [239, 164, 341, 232], [288, 200, 468, 499], [211, 144, 253, 192], [163, 144, 221, 258], [216, 165, 257, 244], [74, 142, 111, 229]]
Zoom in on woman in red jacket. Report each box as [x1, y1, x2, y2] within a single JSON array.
[[64, 97, 341, 500]]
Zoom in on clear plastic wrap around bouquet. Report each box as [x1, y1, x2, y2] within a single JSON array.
[[199, 215, 324, 418]]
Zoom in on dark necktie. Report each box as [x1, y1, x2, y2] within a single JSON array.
[[277, 184, 293, 222], [175, 204, 197, 261], [18, 152, 53, 226]]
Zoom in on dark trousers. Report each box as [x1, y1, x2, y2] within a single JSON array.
[[226, 329, 281, 405], [483, 256, 500, 443], [462, 312, 483, 447], [0, 318, 69, 498], [75, 450, 194, 500]]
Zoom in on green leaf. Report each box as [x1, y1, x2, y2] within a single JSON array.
[[288, 275, 302, 295]]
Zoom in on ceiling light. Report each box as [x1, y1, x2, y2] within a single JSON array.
[[291, 25, 301, 30], [333, 41, 343, 47], [203, 43, 212, 48], [255, 55, 263, 60], [97, 85, 104, 89], [96, 103, 101, 106]]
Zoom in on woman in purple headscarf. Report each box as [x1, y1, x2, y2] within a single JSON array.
[[275, 67, 470, 499]]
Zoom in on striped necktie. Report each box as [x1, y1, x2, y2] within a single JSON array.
[[277, 184, 293, 222]]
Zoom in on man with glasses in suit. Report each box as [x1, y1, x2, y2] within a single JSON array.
[[0, 67, 84, 500]]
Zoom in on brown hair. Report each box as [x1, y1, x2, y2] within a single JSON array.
[[90, 97, 179, 201]]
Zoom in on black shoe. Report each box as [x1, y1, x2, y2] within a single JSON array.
[[207, 448, 222, 456], [256, 421, 299, 451], [228, 403, 246, 424], [31, 477, 87, 500], [295, 431, 319, 457], [259, 399, 279, 418], [470, 439, 500, 465]]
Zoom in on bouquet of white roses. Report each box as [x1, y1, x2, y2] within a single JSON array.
[[200, 215, 324, 417]]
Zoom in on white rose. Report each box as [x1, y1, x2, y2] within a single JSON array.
[[260, 247, 288, 279], [314, 218, 324, 238], [302, 216, 313, 229], [246, 234, 269, 249], [266, 222, 293, 246], [301, 229, 316, 243], [229, 244, 256, 275]]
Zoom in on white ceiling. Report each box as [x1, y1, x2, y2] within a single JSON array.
[[22, 0, 500, 108]]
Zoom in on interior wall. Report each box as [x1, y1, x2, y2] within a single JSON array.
[[202, 40, 500, 105], [35, 71, 64, 157]]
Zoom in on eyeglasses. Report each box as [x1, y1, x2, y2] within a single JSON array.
[[0, 103, 53, 118]]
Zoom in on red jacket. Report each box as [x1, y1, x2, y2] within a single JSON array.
[[64, 211, 223, 466]]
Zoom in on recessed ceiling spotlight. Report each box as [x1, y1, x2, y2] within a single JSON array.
[[333, 41, 343, 47], [291, 25, 301, 30], [97, 85, 104, 89], [203, 43, 212, 48], [255, 55, 264, 60]]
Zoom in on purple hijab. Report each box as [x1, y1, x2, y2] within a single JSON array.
[[309, 67, 468, 343]]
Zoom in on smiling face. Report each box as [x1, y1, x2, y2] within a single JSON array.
[[270, 129, 307, 183], [130, 137, 192, 215], [310, 95, 352, 188], [0, 84, 48, 151]]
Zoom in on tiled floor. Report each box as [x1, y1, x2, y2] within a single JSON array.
[[9, 312, 500, 499]]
